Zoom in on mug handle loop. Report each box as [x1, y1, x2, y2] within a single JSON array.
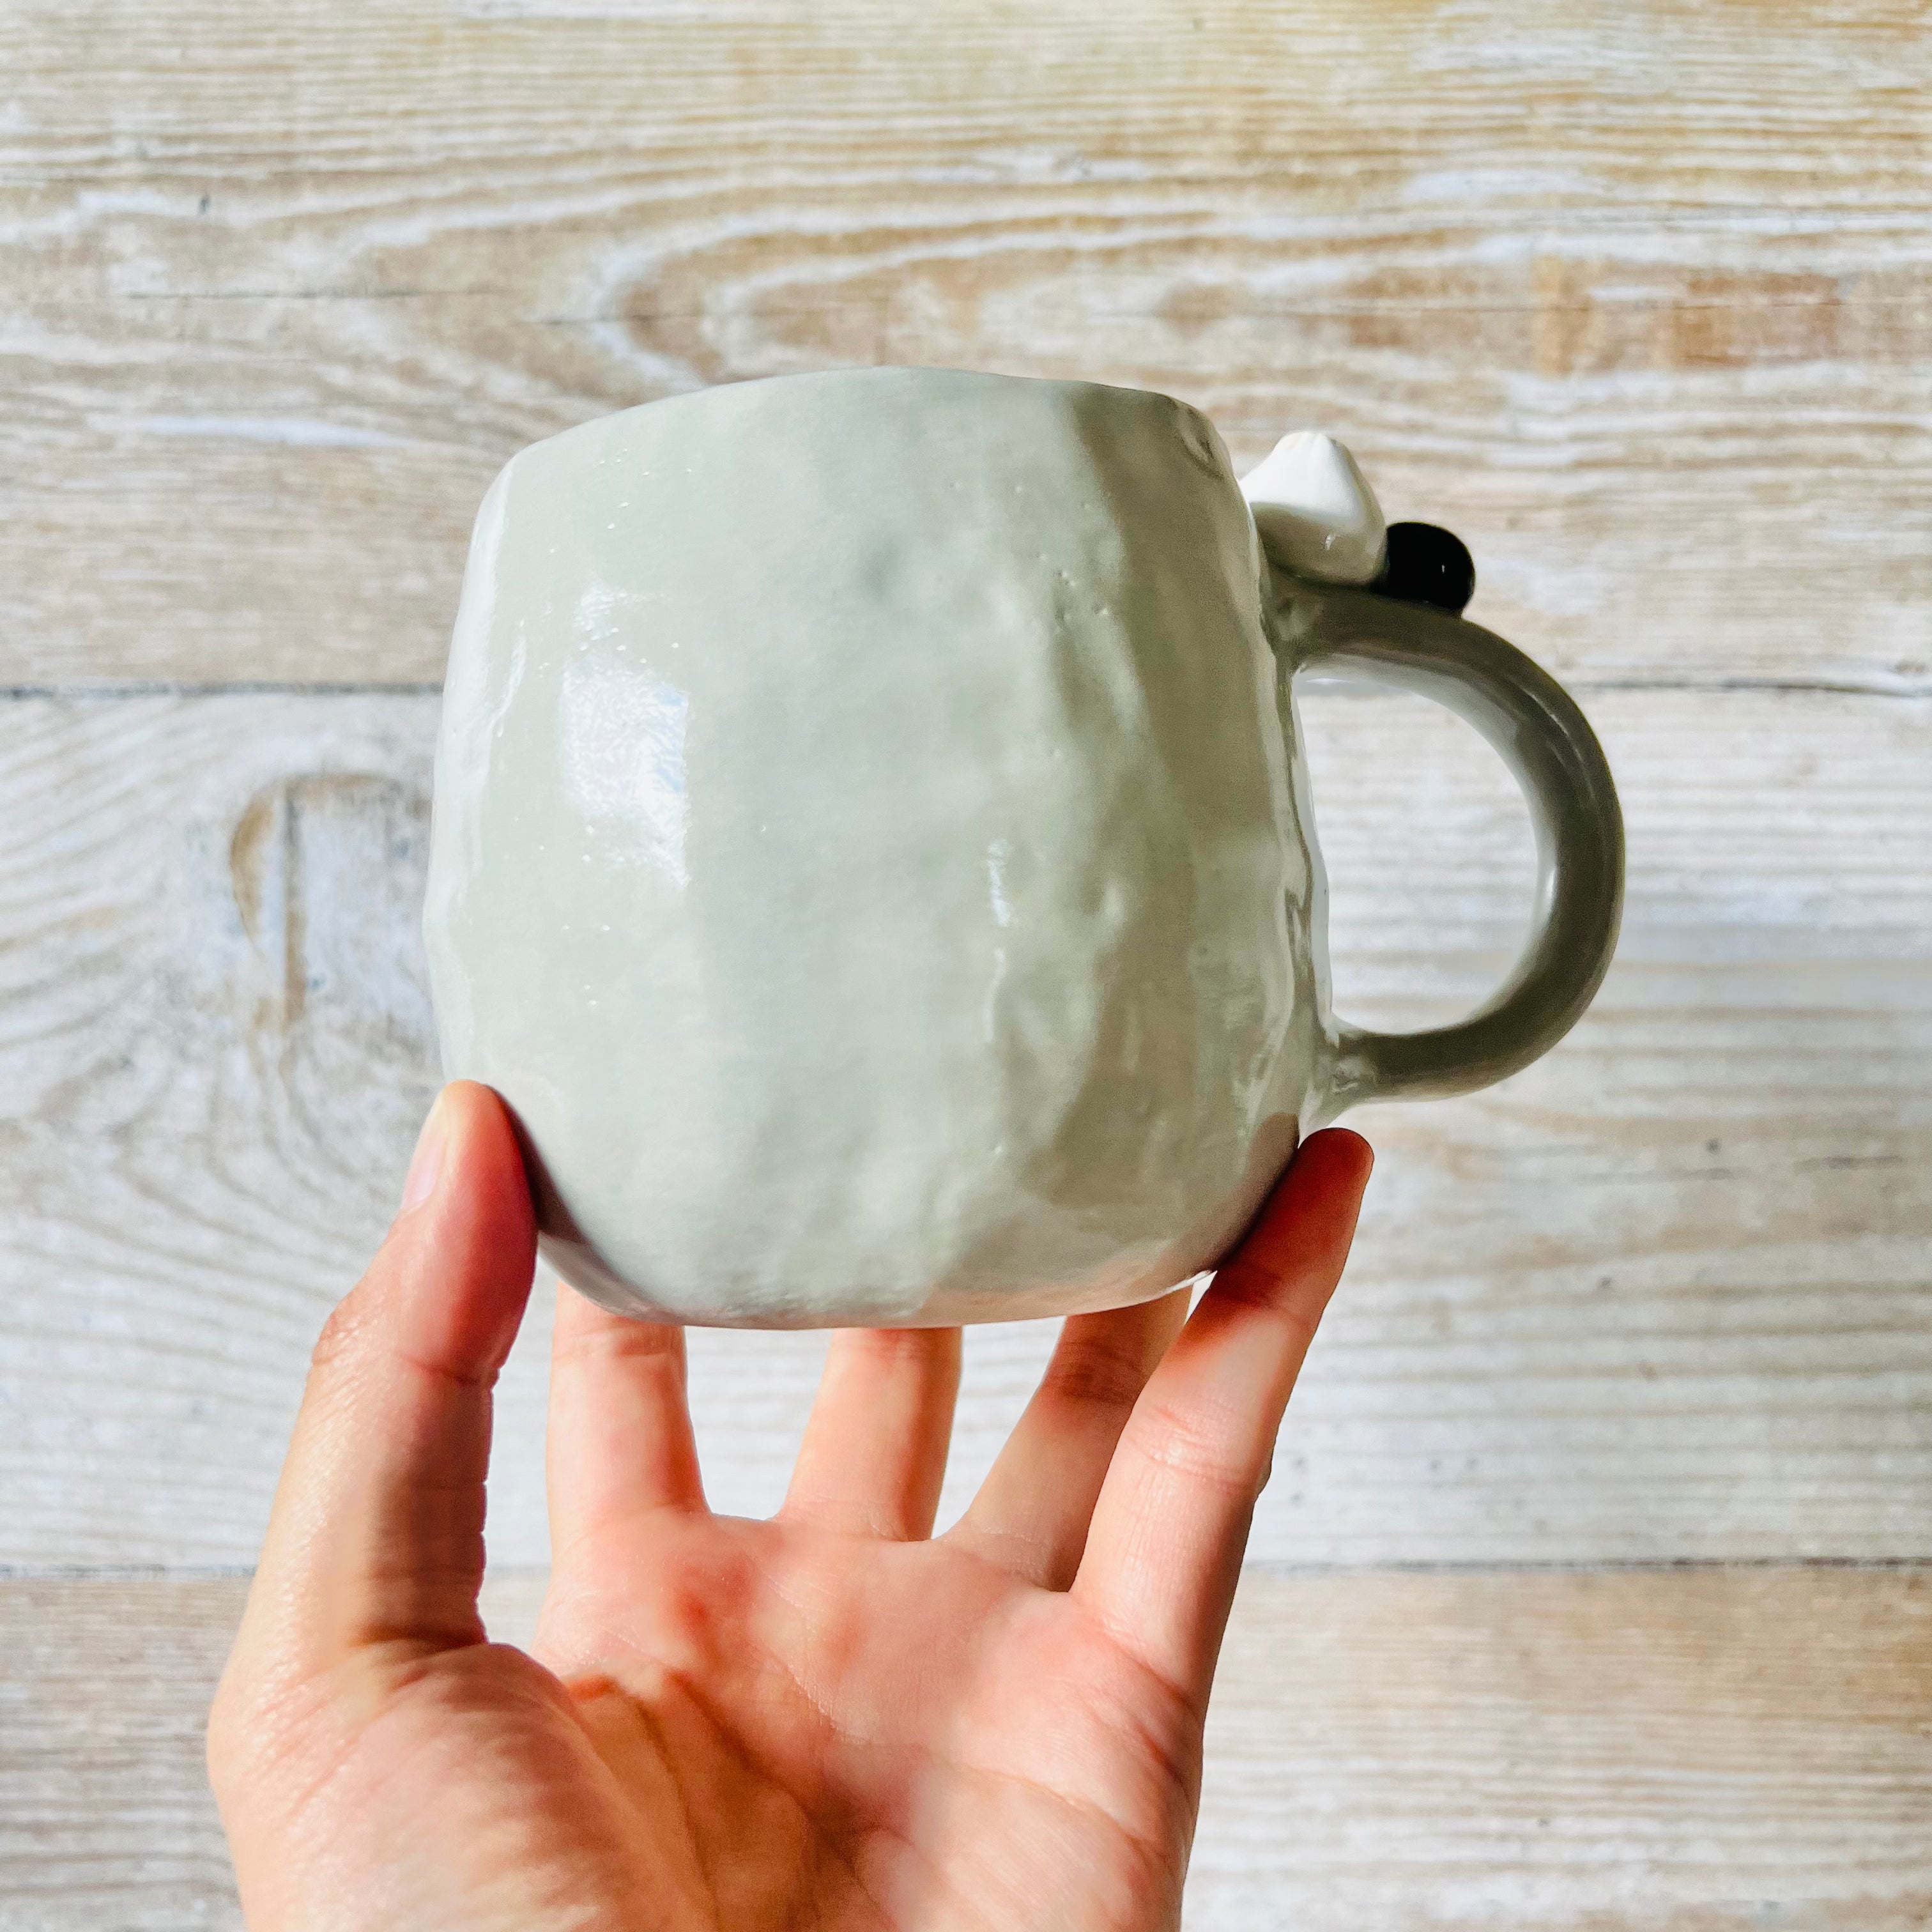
[[1275, 580, 1625, 1112]]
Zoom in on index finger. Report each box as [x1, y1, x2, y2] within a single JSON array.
[[1070, 1129, 1372, 1700]]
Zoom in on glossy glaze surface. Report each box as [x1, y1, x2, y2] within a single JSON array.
[[425, 367, 1622, 1327], [426, 369, 1329, 1324], [1241, 430, 1388, 585]]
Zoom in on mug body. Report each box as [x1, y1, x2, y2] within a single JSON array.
[[425, 367, 1328, 1326]]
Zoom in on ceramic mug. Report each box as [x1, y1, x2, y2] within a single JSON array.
[[424, 367, 1622, 1328]]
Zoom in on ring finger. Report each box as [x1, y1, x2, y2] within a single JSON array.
[[951, 1285, 1192, 1588]]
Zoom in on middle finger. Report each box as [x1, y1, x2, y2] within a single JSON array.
[[783, 1326, 963, 1540]]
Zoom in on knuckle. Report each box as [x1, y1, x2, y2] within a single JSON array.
[[309, 1286, 379, 1378], [1208, 1255, 1285, 1315], [555, 1317, 678, 1372], [204, 1660, 285, 1797], [848, 1327, 942, 1367], [1126, 1394, 1258, 1505], [206, 1660, 346, 1821], [1041, 1334, 1151, 1414], [1208, 1262, 1324, 1353]]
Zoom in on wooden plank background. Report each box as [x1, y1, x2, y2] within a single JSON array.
[[5, 1570, 1928, 1932], [2, 2, 1928, 1926]]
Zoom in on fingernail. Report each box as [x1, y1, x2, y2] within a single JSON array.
[[400, 1092, 448, 1215]]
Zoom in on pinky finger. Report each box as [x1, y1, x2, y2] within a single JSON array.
[[1070, 1130, 1372, 1701]]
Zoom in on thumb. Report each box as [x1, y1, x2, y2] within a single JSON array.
[[227, 1081, 538, 1685]]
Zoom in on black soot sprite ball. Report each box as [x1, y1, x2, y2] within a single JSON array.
[[1374, 521, 1476, 615]]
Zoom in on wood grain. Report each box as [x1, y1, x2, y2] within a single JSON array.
[[1190, 1565, 1932, 1932], [4, 1567, 1926, 1931], [5, 0, 1928, 1920], [3, 684, 1924, 1570], [4, 0, 1928, 687], [5, 0, 1930, 1917]]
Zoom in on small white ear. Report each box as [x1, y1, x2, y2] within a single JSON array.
[[1239, 431, 1387, 585]]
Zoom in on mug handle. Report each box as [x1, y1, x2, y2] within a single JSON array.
[[1273, 579, 1625, 1111]]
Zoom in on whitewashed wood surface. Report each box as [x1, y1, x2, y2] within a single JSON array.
[[3, 0, 1929, 1926], [4, 1570, 1928, 1932], [3, 686, 1928, 1570], [4, 0, 1929, 691]]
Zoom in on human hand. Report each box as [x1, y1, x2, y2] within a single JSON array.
[[210, 1081, 1371, 1932]]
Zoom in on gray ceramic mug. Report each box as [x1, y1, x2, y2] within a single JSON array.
[[425, 367, 1622, 1328]]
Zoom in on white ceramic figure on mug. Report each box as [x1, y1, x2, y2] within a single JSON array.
[[424, 368, 1622, 1328]]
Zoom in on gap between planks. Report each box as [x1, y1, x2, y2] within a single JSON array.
[[3, 684, 1927, 1570], [3, 678, 1929, 701], [4, 1565, 1927, 1932]]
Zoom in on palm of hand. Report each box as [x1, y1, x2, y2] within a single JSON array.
[[457, 1520, 1190, 1931], [211, 1086, 1369, 1932]]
